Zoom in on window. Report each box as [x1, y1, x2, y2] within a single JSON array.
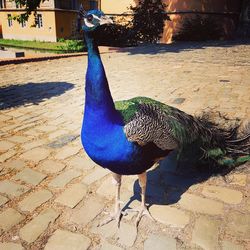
[[21, 19, 26, 28], [89, 1, 98, 10], [7, 14, 13, 27], [36, 14, 43, 28]]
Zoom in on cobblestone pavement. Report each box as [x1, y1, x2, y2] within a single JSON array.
[[0, 41, 249, 250]]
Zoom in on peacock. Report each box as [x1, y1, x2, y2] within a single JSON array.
[[79, 7, 250, 227]]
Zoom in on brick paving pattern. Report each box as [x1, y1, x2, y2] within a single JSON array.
[[0, 41, 249, 249]]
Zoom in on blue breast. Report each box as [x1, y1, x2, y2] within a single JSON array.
[[81, 108, 148, 175]]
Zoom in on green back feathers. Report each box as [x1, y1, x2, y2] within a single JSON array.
[[115, 96, 170, 124], [115, 96, 250, 169], [115, 96, 215, 146]]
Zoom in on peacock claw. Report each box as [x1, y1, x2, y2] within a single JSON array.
[[124, 205, 155, 228], [98, 200, 124, 228], [98, 210, 123, 228]]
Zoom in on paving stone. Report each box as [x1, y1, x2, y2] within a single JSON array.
[[44, 229, 91, 250], [0, 180, 29, 197], [82, 168, 110, 185], [69, 197, 104, 226], [39, 160, 66, 174], [144, 234, 177, 250], [2, 159, 26, 171], [22, 139, 47, 151], [227, 174, 247, 186], [49, 169, 81, 188], [91, 220, 117, 239], [96, 177, 117, 200], [178, 193, 224, 215], [20, 148, 50, 162], [192, 216, 219, 250], [48, 135, 78, 149], [202, 185, 243, 204], [8, 110, 24, 118], [149, 205, 189, 228], [18, 189, 53, 212], [246, 198, 250, 212], [117, 221, 137, 247], [0, 165, 11, 176], [68, 156, 95, 171], [12, 168, 47, 186], [0, 208, 25, 231], [0, 149, 17, 163], [36, 125, 57, 132], [100, 241, 123, 250], [54, 146, 79, 160], [0, 195, 9, 206], [226, 211, 250, 237], [19, 208, 60, 243], [8, 136, 31, 143], [55, 183, 87, 208], [0, 114, 11, 122], [13, 123, 34, 133], [162, 173, 197, 189], [0, 140, 15, 151], [48, 130, 69, 140], [0, 242, 24, 250], [221, 240, 244, 250]]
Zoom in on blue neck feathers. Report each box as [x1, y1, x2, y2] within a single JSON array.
[[84, 32, 119, 123]]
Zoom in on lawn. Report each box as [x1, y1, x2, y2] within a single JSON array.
[[0, 39, 85, 52]]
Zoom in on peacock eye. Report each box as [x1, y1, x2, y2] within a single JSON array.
[[86, 14, 93, 22]]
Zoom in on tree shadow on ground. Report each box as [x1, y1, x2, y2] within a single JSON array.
[[123, 151, 246, 210], [0, 82, 74, 110], [115, 39, 250, 55]]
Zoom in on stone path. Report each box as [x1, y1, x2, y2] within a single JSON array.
[[0, 41, 249, 250]]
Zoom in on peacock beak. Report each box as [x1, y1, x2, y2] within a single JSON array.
[[99, 15, 113, 25]]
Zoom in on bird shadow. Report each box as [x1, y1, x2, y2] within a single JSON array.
[[113, 39, 250, 55], [0, 81, 74, 110], [123, 151, 238, 210]]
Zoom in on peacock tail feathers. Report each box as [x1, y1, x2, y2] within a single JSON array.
[[115, 97, 250, 169]]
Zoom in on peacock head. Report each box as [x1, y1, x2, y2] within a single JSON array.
[[79, 5, 113, 32]]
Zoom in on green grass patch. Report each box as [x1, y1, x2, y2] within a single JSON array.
[[0, 39, 85, 52]]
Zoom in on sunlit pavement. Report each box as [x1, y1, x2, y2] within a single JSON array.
[[0, 41, 249, 249]]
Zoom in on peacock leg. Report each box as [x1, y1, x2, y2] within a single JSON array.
[[98, 173, 123, 227], [124, 172, 155, 227]]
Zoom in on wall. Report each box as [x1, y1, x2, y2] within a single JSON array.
[[55, 10, 78, 39], [164, 0, 242, 13], [0, 10, 57, 41], [101, 0, 136, 14], [4, 0, 55, 9], [162, 0, 242, 43]]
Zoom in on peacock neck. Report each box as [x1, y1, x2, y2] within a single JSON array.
[[84, 32, 118, 122]]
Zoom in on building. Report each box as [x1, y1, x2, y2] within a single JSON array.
[[0, 0, 248, 43], [100, 0, 245, 43], [0, 0, 100, 42]]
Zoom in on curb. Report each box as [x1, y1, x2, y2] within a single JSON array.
[[0, 52, 86, 66], [0, 46, 123, 66]]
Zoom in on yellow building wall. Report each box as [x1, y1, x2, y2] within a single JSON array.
[[5, 0, 54, 9], [0, 10, 57, 42], [101, 0, 136, 14], [55, 10, 78, 39]]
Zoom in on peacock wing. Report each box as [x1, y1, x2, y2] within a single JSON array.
[[115, 96, 199, 151]]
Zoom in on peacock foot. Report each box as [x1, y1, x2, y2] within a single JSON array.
[[98, 201, 124, 228], [123, 205, 155, 228]]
